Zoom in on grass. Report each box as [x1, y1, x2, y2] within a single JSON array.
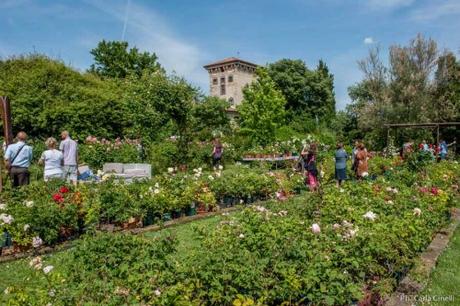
[[420, 225, 460, 305]]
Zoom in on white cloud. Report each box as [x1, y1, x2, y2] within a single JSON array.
[[84, 0, 209, 90], [365, 0, 415, 10], [411, 0, 460, 21], [364, 37, 375, 45]]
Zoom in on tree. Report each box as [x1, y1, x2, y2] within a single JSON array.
[[89, 40, 163, 79], [238, 68, 286, 146], [191, 97, 230, 139], [348, 34, 459, 149], [267, 59, 336, 121], [433, 52, 460, 122], [0, 54, 126, 138]]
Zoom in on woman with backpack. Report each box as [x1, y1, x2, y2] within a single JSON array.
[[211, 138, 223, 167]]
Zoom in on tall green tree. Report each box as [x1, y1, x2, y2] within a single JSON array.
[[433, 52, 460, 122], [267, 59, 335, 121], [191, 96, 230, 139], [89, 40, 163, 79], [238, 68, 286, 146]]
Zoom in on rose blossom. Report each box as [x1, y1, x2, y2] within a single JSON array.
[[413, 208, 422, 216], [0, 213, 14, 224], [154, 289, 161, 297], [311, 223, 321, 234], [363, 211, 377, 221], [167, 167, 174, 173], [0, 204, 6, 210], [43, 265, 54, 274], [24, 200, 34, 208], [32, 236, 43, 248], [238, 233, 245, 239], [23, 224, 30, 231], [29, 256, 43, 270]]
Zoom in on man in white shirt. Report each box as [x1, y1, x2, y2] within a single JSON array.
[[59, 131, 78, 185]]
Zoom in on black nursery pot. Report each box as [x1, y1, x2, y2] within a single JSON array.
[[143, 210, 155, 227]]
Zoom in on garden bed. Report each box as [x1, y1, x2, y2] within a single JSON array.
[[0, 159, 458, 305]]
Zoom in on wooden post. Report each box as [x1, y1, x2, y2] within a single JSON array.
[[436, 124, 440, 144], [0, 96, 14, 192]]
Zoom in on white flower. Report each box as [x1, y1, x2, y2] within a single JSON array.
[[154, 189, 160, 194], [363, 211, 377, 221], [198, 167, 202, 172], [392, 188, 398, 194], [48, 289, 56, 297], [29, 256, 43, 270], [0, 204, 6, 210], [320, 170, 325, 178], [0, 213, 14, 224], [386, 187, 393, 192], [339, 188, 345, 193], [218, 165, 223, 170], [32, 236, 43, 248], [208, 175, 214, 181], [333, 223, 341, 230], [154, 289, 161, 297], [362, 172, 369, 177], [342, 220, 353, 228], [413, 208, 422, 216], [311, 223, 321, 234], [238, 233, 245, 239], [254, 206, 268, 213], [24, 200, 34, 208], [386, 200, 394, 205], [23, 224, 30, 231], [43, 265, 54, 274], [239, 199, 244, 204], [167, 167, 174, 173], [3, 287, 10, 294], [154, 182, 160, 188]]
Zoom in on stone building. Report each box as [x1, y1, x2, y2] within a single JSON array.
[[203, 57, 257, 111]]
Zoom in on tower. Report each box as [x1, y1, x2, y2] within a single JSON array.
[[203, 57, 257, 111]]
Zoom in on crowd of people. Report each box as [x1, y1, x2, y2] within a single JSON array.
[[300, 138, 456, 192], [401, 139, 456, 161], [3, 132, 456, 192], [4, 131, 78, 188]]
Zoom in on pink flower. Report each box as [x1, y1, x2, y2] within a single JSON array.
[[29, 256, 43, 270], [311, 223, 321, 234]]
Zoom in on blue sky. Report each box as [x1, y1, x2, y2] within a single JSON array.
[[1, 0, 459, 109]]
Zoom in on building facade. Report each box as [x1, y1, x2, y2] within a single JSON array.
[[203, 57, 257, 110]]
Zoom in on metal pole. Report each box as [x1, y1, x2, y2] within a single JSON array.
[[436, 124, 440, 144]]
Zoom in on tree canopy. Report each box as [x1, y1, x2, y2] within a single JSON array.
[[89, 40, 163, 79], [238, 68, 286, 146], [267, 59, 335, 121]]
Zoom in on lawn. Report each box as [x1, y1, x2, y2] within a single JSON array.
[[420, 225, 460, 306]]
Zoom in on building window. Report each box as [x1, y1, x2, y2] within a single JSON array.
[[220, 84, 226, 95], [220, 77, 225, 84], [212, 78, 218, 85], [228, 75, 233, 82], [228, 97, 234, 105]]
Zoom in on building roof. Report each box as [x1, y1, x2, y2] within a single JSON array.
[[203, 57, 258, 69]]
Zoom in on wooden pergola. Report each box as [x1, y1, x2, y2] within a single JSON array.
[[384, 122, 460, 145]]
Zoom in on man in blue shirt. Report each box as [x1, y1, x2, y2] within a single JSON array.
[[4, 131, 33, 187]]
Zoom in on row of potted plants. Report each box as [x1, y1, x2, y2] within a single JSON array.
[[0, 165, 304, 251]]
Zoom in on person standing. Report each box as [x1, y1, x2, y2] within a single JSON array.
[[211, 138, 223, 167], [355, 143, 369, 179], [39, 137, 63, 181], [351, 141, 359, 176], [4, 131, 33, 187], [335, 143, 348, 187], [59, 131, 78, 185], [304, 143, 319, 192]]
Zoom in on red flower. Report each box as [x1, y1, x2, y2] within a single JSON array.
[[59, 186, 70, 194], [431, 187, 439, 196], [52, 193, 64, 203]]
